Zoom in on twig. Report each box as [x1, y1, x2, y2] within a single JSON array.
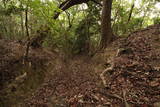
[[122, 89, 130, 107], [98, 90, 123, 100]]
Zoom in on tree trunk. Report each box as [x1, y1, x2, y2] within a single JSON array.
[[25, 7, 29, 39], [20, 12, 24, 37], [127, 0, 135, 24], [54, 0, 89, 19], [20, 2, 24, 37], [100, 0, 113, 49], [25, 6, 30, 59]]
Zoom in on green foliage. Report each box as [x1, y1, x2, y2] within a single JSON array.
[[153, 17, 160, 24], [72, 18, 89, 54], [0, 0, 159, 54], [111, 0, 159, 36]]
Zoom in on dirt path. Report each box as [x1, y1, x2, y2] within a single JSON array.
[[24, 55, 101, 106]]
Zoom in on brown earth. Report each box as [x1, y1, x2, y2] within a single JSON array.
[[25, 24, 160, 107], [0, 24, 160, 107]]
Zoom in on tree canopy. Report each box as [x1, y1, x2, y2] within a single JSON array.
[[0, 0, 159, 53]]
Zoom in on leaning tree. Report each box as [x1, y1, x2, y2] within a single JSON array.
[[53, 0, 114, 48]]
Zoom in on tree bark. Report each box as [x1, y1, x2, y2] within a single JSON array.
[[100, 0, 113, 49]]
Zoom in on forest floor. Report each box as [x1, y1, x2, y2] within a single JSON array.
[[0, 24, 160, 107]]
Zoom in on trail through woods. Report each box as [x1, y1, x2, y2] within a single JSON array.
[[0, 24, 160, 107]]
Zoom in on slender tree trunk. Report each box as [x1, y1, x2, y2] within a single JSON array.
[[25, 8, 29, 39], [25, 6, 30, 59], [127, 0, 135, 24], [140, 13, 146, 28], [100, 0, 113, 49], [123, 0, 135, 34], [20, 12, 24, 37], [20, 2, 24, 37], [9, 16, 14, 39]]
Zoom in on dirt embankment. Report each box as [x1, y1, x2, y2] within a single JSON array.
[[0, 39, 56, 106], [99, 24, 160, 106]]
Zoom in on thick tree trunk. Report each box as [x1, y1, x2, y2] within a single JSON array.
[[54, 0, 89, 19], [53, 0, 101, 19], [100, 0, 113, 49]]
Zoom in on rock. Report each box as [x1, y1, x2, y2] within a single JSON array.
[[116, 48, 133, 56]]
